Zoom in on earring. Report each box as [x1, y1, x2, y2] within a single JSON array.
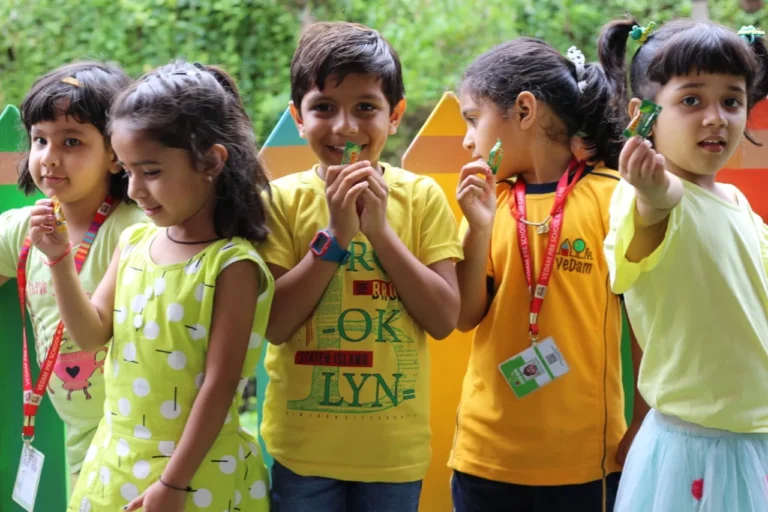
[[206, 175, 213, 182]]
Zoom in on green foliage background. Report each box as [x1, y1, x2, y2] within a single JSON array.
[[1, 0, 766, 161]]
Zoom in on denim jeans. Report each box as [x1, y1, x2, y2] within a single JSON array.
[[271, 460, 423, 512]]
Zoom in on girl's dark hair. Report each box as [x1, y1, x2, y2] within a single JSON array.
[[18, 61, 132, 197], [109, 61, 269, 242], [600, 19, 768, 112], [462, 38, 627, 170]]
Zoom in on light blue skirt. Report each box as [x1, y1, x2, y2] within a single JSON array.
[[615, 410, 768, 511]]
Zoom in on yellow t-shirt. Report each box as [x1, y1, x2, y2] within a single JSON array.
[[449, 165, 626, 486], [0, 201, 147, 473], [605, 179, 768, 432], [259, 163, 462, 483]]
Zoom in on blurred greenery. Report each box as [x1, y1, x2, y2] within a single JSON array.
[[1, 0, 766, 161]]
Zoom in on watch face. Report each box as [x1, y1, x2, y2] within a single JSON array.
[[310, 231, 332, 256]]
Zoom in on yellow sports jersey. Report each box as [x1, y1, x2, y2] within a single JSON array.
[[449, 164, 626, 486], [260, 163, 462, 482], [605, 179, 768, 433]]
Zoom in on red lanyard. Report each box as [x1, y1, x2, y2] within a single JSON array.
[[17, 197, 115, 442], [509, 161, 585, 340]]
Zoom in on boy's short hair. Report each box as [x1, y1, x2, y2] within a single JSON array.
[[290, 22, 405, 112]]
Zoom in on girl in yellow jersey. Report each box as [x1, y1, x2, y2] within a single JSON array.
[[451, 38, 645, 511]]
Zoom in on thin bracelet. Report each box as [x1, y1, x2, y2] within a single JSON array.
[[42, 242, 73, 267], [159, 477, 195, 493]]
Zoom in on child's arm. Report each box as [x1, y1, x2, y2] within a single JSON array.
[[29, 200, 115, 350], [360, 172, 460, 340], [619, 137, 684, 262], [455, 162, 496, 332], [126, 260, 261, 512], [366, 237, 458, 340], [266, 256, 345, 344], [265, 162, 374, 344]]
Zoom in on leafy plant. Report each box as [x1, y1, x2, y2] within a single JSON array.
[[1, 0, 764, 161]]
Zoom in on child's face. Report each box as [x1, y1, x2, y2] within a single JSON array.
[[650, 72, 748, 179], [111, 121, 217, 227], [28, 114, 116, 203], [459, 88, 523, 181], [291, 73, 403, 172]]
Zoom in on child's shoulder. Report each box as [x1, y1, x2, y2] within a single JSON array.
[[118, 221, 158, 249], [579, 163, 621, 203], [582, 163, 620, 188], [384, 163, 443, 195], [216, 237, 265, 262], [0, 205, 33, 232], [210, 238, 273, 285], [0, 206, 33, 253], [270, 168, 324, 195], [266, 168, 326, 213]]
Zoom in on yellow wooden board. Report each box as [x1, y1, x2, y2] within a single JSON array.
[[402, 92, 473, 511]]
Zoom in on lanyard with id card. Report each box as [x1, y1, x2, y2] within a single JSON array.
[[498, 162, 584, 399], [12, 197, 114, 511]]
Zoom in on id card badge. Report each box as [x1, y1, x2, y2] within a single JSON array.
[[12, 443, 44, 511], [498, 337, 570, 399]]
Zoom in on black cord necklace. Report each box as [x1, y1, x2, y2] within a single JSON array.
[[166, 227, 221, 245]]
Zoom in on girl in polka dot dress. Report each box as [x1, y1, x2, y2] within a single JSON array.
[[29, 61, 274, 512]]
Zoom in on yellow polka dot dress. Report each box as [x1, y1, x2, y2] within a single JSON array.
[[69, 224, 273, 511]]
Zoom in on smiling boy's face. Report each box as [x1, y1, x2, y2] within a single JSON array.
[[290, 73, 405, 174]]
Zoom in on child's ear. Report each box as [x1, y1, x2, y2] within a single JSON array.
[[204, 144, 228, 180], [626, 98, 655, 137], [107, 148, 121, 175], [388, 99, 407, 135], [289, 101, 306, 138], [515, 91, 538, 131]]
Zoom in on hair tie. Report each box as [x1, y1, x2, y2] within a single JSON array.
[[193, 62, 206, 71], [566, 46, 587, 92], [630, 21, 657, 45], [738, 25, 765, 44], [60, 77, 80, 87]]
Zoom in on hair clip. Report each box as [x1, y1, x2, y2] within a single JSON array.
[[630, 21, 657, 45], [193, 62, 205, 71], [566, 46, 587, 92], [738, 25, 765, 44], [60, 77, 80, 87]]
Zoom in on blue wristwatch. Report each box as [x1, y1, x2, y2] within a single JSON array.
[[310, 230, 351, 264]]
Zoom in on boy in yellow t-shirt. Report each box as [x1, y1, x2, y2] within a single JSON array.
[[259, 21, 463, 512]]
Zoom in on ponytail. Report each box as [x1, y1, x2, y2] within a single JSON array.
[[598, 18, 638, 106], [742, 34, 768, 108], [574, 62, 628, 170]]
